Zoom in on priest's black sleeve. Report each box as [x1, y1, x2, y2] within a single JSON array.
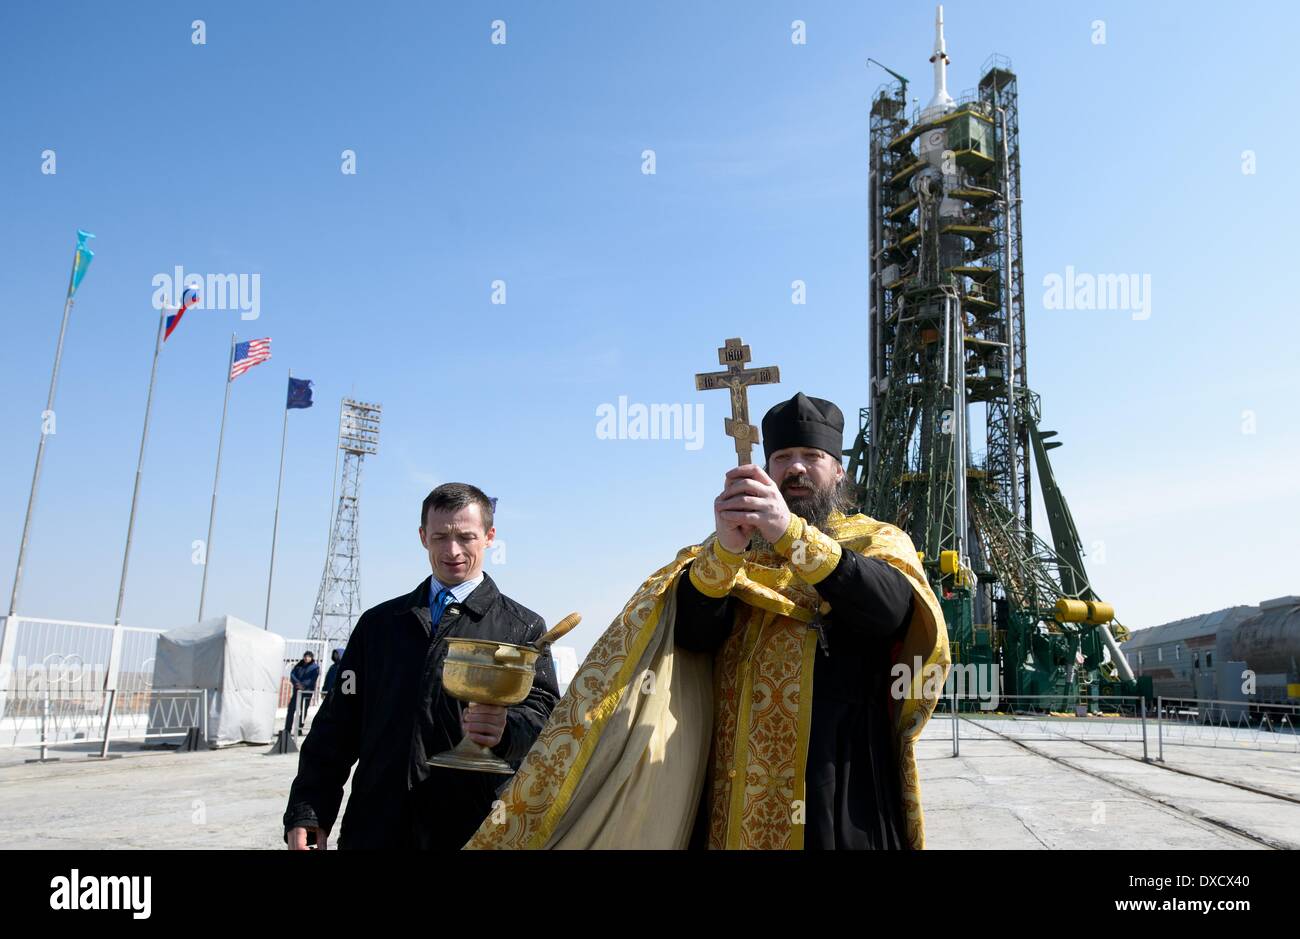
[[673, 562, 736, 652], [812, 551, 914, 638]]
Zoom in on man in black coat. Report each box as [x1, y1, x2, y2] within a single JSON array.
[[320, 648, 343, 703], [286, 652, 320, 735], [283, 482, 559, 849]]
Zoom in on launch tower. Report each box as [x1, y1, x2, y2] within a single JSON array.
[[850, 7, 1141, 707]]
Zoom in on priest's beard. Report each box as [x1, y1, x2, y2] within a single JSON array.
[[751, 472, 854, 551]]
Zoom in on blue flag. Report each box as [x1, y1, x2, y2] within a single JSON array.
[[69, 229, 95, 298], [287, 377, 313, 410]]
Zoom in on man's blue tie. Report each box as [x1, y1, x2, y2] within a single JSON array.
[[430, 586, 454, 627]]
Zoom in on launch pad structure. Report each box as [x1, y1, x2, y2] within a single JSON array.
[[849, 7, 1143, 708]]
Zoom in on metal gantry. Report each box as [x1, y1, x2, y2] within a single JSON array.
[[852, 9, 1140, 708], [307, 398, 381, 651]]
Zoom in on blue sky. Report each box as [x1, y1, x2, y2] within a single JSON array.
[[1, 0, 1296, 664]]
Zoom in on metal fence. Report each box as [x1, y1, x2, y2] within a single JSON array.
[[930, 693, 1151, 757], [1153, 696, 1299, 755], [0, 687, 209, 759], [928, 692, 1299, 758], [0, 615, 331, 754]]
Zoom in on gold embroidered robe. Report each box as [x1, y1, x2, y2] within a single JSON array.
[[464, 510, 949, 850]]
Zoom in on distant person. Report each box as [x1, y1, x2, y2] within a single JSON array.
[[282, 482, 559, 850], [321, 648, 343, 703], [286, 652, 320, 735]]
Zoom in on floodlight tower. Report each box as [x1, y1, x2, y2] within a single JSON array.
[[307, 398, 381, 649]]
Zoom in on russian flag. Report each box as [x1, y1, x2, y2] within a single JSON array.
[[164, 286, 199, 341]]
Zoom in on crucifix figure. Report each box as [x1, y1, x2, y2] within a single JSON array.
[[694, 337, 781, 466]]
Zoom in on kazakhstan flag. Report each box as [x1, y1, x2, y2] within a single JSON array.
[[69, 229, 95, 298]]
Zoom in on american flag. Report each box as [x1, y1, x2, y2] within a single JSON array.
[[230, 338, 271, 380]]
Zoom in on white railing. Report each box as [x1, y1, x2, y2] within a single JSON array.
[[0, 615, 331, 719], [1154, 696, 1300, 755], [0, 613, 583, 759], [0, 687, 209, 758], [928, 693, 1300, 758], [932, 693, 1151, 758]]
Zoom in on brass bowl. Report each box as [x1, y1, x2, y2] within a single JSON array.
[[429, 611, 581, 775], [429, 637, 543, 774], [441, 637, 540, 706]]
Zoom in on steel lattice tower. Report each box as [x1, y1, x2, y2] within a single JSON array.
[[848, 7, 1138, 706], [307, 398, 381, 649]]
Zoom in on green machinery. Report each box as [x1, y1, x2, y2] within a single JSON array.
[[849, 11, 1148, 711]]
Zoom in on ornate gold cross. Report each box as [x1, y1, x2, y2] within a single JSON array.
[[694, 337, 780, 466]]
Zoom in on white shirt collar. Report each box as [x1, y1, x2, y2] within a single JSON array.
[[431, 572, 484, 605]]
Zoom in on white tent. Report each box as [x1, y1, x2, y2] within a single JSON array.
[[149, 615, 286, 747]]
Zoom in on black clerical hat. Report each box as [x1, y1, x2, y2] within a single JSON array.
[[761, 392, 844, 463]]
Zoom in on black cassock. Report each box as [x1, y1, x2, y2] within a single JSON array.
[[674, 547, 915, 850]]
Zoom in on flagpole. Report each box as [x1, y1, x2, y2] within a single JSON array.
[[198, 334, 236, 622], [8, 239, 87, 618], [264, 369, 292, 630], [113, 309, 168, 626]]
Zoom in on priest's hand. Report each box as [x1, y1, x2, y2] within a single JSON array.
[[714, 469, 756, 553], [715, 465, 791, 548], [461, 702, 508, 748]]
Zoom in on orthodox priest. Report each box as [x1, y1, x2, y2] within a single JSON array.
[[465, 392, 949, 850]]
